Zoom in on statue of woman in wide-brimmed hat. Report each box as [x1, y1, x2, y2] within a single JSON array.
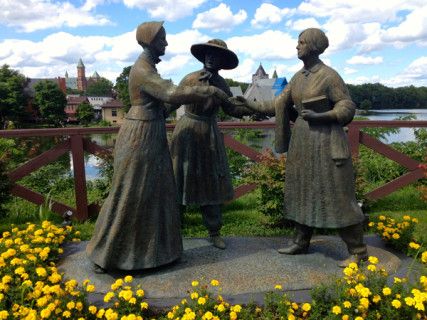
[[170, 39, 253, 250], [86, 23, 229, 273]]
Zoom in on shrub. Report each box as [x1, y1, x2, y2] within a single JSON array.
[[242, 149, 286, 220], [0, 159, 11, 217]]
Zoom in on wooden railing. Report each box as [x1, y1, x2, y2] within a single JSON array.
[[0, 120, 426, 221]]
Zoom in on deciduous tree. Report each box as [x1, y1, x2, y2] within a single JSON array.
[[34, 80, 66, 126]]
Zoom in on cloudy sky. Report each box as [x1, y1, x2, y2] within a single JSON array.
[[1, 0, 426, 87]]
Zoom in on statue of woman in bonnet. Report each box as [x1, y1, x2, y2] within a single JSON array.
[[86, 21, 229, 273], [235, 28, 367, 266]]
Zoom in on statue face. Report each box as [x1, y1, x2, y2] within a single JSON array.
[[204, 52, 221, 71], [151, 27, 168, 57], [296, 36, 311, 60]]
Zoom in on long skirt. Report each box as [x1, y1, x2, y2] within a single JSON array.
[[86, 117, 183, 270]]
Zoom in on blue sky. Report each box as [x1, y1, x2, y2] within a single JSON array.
[[1, 0, 426, 87]]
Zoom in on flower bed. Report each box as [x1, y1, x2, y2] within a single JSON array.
[[0, 219, 426, 319]]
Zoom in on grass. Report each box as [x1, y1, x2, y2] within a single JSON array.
[[0, 185, 425, 242]]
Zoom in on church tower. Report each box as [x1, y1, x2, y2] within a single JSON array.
[[76, 58, 87, 92], [252, 63, 269, 83]]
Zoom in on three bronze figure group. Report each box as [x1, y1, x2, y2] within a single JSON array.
[[86, 21, 367, 274]]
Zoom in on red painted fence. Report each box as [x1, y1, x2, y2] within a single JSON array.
[[0, 120, 426, 221]]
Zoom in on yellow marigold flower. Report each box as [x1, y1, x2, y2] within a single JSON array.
[[229, 311, 237, 320], [181, 298, 187, 304], [136, 289, 145, 297], [129, 297, 137, 304], [63, 310, 71, 318], [124, 275, 133, 283], [14, 267, 25, 275], [210, 279, 220, 286], [89, 305, 98, 314], [140, 302, 149, 310], [203, 311, 213, 320], [367, 264, 376, 272], [392, 299, 401, 308], [288, 315, 295, 320], [392, 233, 400, 240], [420, 275, 427, 286], [421, 251, 427, 263], [167, 312, 174, 319], [332, 305, 341, 314], [96, 309, 105, 318], [37, 296, 49, 307], [274, 284, 282, 290], [86, 284, 95, 292], [67, 301, 75, 309], [291, 302, 298, 310], [198, 297, 206, 305], [379, 215, 386, 221], [405, 297, 415, 306], [355, 317, 364, 320], [342, 315, 349, 320], [2, 275, 12, 284], [36, 267, 47, 277], [412, 218, 418, 223], [368, 222, 375, 227], [40, 308, 51, 318], [343, 301, 351, 308], [217, 304, 225, 312], [191, 280, 199, 287], [232, 305, 242, 313], [105, 308, 118, 320], [383, 287, 392, 296], [348, 262, 358, 270], [372, 295, 381, 303], [302, 303, 311, 312], [359, 297, 369, 309], [83, 279, 90, 286], [190, 292, 199, 300], [48, 273, 61, 284], [0, 311, 8, 320], [409, 242, 421, 250], [368, 256, 379, 264]]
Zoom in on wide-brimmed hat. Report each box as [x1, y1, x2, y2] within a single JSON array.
[[191, 39, 238, 70]]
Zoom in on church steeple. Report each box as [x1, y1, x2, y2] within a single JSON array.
[[272, 69, 278, 79], [252, 63, 269, 82], [76, 58, 87, 91]]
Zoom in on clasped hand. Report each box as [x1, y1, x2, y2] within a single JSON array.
[[301, 109, 331, 124]]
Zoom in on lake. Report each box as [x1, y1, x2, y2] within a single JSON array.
[[79, 109, 427, 179]]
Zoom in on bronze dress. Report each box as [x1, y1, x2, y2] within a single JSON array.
[[170, 70, 248, 206], [86, 54, 183, 270], [280, 61, 364, 228]]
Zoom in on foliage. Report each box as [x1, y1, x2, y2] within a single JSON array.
[[419, 159, 427, 203], [115, 66, 132, 113], [348, 83, 427, 109], [224, 78, 249, 94], [0, 159, 11, 218], [359, 99, 373, 111], [369, 214, 420, 254], [34, 80, 66, 126], [242, 149, 286, 220], [86, 77, 113, 97], [0, 64, 28, 127], [76, 101, 95, 125]]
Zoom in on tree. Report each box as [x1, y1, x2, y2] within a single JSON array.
[[76, 101, 95, 125], [225, 78, 250, 94], [115, 66, 131, 112], [34, 80, 66, 126], [86, 77, 113, 97], [0, 64, 28, 127], [359, 99, 372, 111]]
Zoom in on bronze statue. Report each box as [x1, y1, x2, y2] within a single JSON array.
[[86, 22, 229, 273], [170, 39, 253, 249], [235, 28, 367, 266]]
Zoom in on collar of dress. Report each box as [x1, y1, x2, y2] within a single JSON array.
[[301, 61, 323, 76]]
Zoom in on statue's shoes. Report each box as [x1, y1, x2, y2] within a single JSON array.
[[277, 243, 309, 255], [337, 253, 368, 268], [210, 236, 226, 250]]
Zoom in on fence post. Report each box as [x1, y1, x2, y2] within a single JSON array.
[[70, 135, 88, 221]]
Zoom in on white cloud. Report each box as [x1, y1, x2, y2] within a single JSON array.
[[220, 58, 256, 83], [227, 30, 296, 61], [165, 30, 210, 56], [251, 3, 293, 27], [344, 67, 358, 74], [289, 18, 321, 31], [346, 55, 383, 65], [192, 3, 247, 32], [157, 55, 193, 79], [0, 0, 111, 32], [123, 0, 206, 21], [385, 56, 427, 86]]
